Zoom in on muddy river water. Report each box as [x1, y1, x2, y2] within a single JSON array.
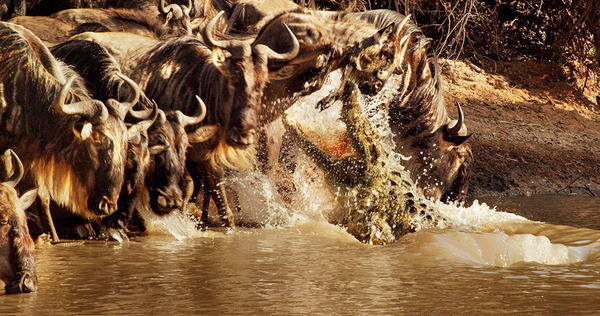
[[1, 192, 599, 314], [2, 71, 599, 314]]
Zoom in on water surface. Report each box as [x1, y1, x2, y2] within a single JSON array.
[[1, 194, 599, 314]]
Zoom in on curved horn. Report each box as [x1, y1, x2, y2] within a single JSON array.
[[3, 149, 23, 188], [116, 72, 140, 112], [202, 11, 229, 50], [53, 77, 108, 124], [158, 0, 168, 14], [183, 0, 192, 15], [447, 102, 464, 136], [393, 14, 411, 36], [127, 100, 158, 140], [177, 95, 207, 127], [127, 100, 155, 120], [253, 24, 299, 62]]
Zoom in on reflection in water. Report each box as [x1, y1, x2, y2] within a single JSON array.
[[1, 213, 599, 314], [478, 193, 600, 230]]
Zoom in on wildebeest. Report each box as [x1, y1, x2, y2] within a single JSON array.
[[8, 0, 192, 45], [333, 10, 473, 202], [47, 38, 211, 236], [0, 149, 38, 294], [53, 0, 194, 36], [254, 9, 472, 203], [251, 9, 384, 123], [126, 12, 298, 227], [47, 38, 154, 236], [0, 22, 139, 240]]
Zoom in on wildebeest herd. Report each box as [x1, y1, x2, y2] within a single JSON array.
[[0, 0, 472, 293]]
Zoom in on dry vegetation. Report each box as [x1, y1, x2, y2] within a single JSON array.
[[306, 0, 600, 104]]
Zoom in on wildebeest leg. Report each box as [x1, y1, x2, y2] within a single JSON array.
[[201, 176, 210, 228], [39, 192, 59, 242], [205, 170, 235, 228], [180, 169, 194, 215], [185, 160, 203, 203]]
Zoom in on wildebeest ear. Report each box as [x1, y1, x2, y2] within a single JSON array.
[[164, 11, 174, 25], [445, 134, 472, 146], [188, 124, 219, 143], [374, 23, 395, 44], [19, 188, 38, 211], [73, 122, 94, 140]]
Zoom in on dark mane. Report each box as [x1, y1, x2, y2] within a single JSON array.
[[388, 24, 448, 137], [50, 39, 124, 101], [0, 23, 89, 142], [132, 36, 231, 127]]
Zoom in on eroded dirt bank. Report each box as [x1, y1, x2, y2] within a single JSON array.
[[441, 59, 600, 197]]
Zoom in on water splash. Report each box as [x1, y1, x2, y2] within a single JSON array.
[[279, 69, 600, 265], [136, 192, 203, 240], [132, 68, 600, 266]]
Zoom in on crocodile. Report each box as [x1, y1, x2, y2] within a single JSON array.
[[284, 81, 448, 245]]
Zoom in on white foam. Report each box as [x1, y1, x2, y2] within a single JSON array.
[[138, 207, 203, 240]]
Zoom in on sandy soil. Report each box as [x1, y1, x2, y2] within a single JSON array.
[[440, 59, 600, 197]]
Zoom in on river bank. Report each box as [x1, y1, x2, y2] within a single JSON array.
[[441, 59, 600, 197]]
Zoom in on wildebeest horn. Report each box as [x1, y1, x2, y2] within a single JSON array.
[[3, 149, 23, 188], [202, 11, 230, 50], [447, 102, 464, 136], [253, 24, 299, 62], [393, 14, 412, 36], [117, 72, 140, 112], [158, 0, 168, 14], [183, 0, 192, 15], [177, 95, 207, 127], [127, 101, 158, 141], [53, 77, 108, 124], [0, 83, 6, 116]]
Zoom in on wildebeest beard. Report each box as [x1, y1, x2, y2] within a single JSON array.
[[132, 36, 260, 171], [0, 23, 129, 219]]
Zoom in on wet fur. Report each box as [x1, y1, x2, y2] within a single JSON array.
[[132, 36, 258, 172], [0, 22, 128, 219]]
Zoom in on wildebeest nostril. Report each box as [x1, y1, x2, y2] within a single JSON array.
[[98, 196, 115, 215], [5, 271, 37, 294], [20, 272, 37, 293]]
